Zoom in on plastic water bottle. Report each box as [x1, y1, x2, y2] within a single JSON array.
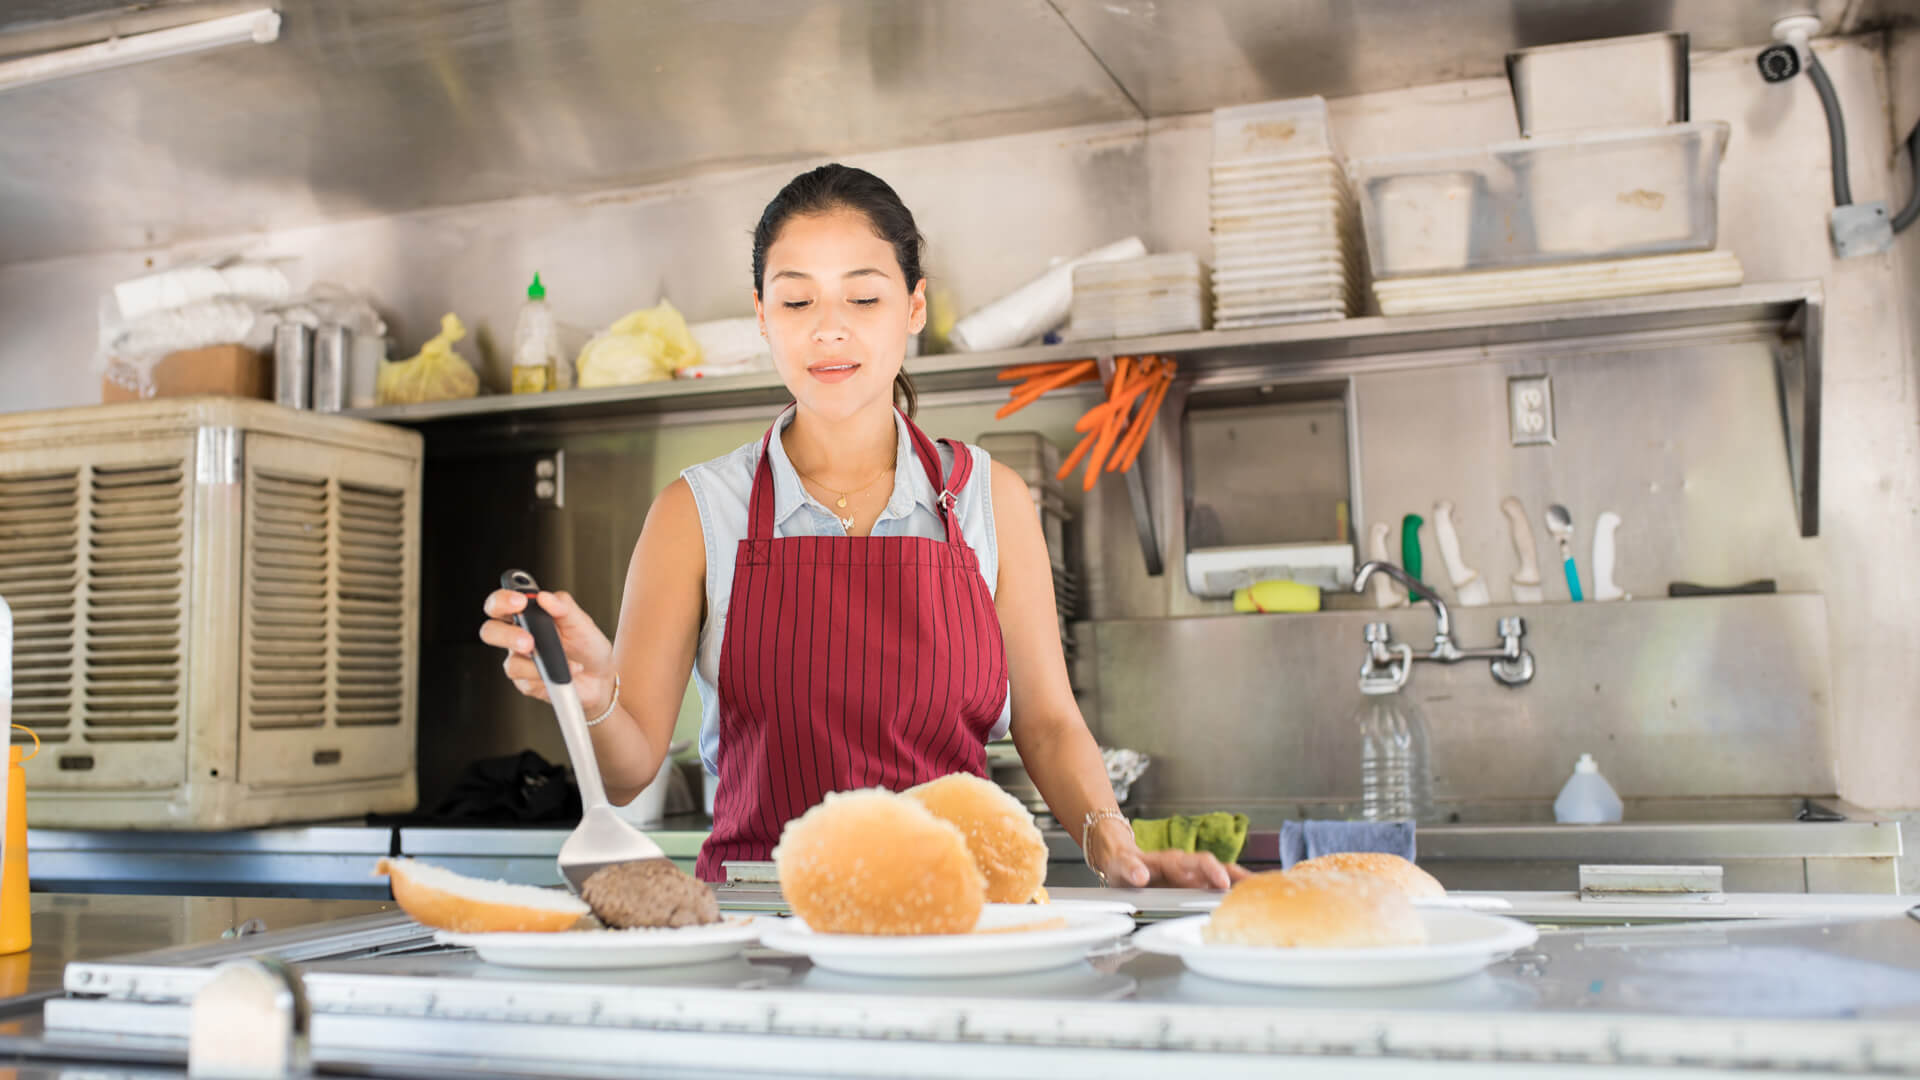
[[1356, 693, 1433, 822], [1554, 753, 1624, 823]]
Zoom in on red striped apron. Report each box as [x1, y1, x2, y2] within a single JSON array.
[[695, 412, 1009, 882]]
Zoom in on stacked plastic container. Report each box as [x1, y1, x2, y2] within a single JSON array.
[[1067, 253, 1207, 340], [1349, 33, 1740, 316], [1208, 96, 1364, 328]]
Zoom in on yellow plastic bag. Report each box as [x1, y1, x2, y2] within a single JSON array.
[[376, 313, 480, 405], [576, 300, 703, 388]]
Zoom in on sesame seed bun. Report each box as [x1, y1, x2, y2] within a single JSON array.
[[1201, 869, 1426, 948], [904, 773, 1049, 904], [773, 788, 986, 935], [1287, 851, 1446, 899]]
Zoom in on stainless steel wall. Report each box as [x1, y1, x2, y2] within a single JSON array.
[[2, 37, 1916, 811], [1091, 594, 1835, 811]]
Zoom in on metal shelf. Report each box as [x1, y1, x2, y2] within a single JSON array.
[[345, 281, 1823, 534]]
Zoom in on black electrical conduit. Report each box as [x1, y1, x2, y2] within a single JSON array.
[[1804, 48, 1920, 233]]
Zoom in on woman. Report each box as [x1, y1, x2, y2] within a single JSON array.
[[482, 164, 1246, 889]]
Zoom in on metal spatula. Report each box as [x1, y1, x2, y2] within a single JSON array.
[[501, 570, 666, 895]]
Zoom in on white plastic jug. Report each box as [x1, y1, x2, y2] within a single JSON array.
[[1554, 753, 1624, 824]]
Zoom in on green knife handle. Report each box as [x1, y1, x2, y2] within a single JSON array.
[[1401, 514, 1425, 603]]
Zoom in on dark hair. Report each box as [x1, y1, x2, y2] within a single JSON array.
[[753, 164, 923, 417]]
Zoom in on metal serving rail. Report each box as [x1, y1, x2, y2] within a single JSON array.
[[5, 893, 1919, 1078], [27, 796, 1901, 898]]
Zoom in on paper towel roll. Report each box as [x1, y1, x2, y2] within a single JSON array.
[[949, 236, 1148, 352]]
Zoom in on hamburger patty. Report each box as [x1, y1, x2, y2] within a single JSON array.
[[580, 860, 721, 929]]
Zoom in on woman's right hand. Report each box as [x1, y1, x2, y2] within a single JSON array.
[[480, 588, 618, 715]]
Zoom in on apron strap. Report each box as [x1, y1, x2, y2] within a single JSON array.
[[745, 407, 972, 543]]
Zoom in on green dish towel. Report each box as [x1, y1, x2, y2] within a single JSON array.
[[1132, 812, 1250, 864]]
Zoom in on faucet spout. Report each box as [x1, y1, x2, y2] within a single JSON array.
[[1353, 560, 1452, 644]]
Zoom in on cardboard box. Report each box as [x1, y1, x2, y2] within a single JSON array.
[[101, 344, 271, 403]]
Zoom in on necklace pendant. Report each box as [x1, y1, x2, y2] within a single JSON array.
[[836, 495, 848, 509], [839, 514, 854, 531]]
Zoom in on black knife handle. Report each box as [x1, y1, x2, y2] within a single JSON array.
[[500, 569, 571, 686]]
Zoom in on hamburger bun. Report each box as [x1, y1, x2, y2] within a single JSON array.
[[904, 772, 1049, 904], [1201, 869, 1426, 948], [774, 788, 985, 935], [1287, 852, 1445, 899], [378, 857, 589, 933]]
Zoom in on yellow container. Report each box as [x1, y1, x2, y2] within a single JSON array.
[[1, 726, 39, 955]]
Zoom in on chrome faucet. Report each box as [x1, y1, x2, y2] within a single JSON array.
[[1353, 560, 1535, 688]]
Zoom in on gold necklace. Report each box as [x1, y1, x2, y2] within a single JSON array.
[[797, 463, 892, 528]]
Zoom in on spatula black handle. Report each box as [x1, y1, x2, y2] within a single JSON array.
[[501, 569, 571, 686]]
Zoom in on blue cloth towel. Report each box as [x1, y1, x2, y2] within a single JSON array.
[[1278, 820, 1416, 868]]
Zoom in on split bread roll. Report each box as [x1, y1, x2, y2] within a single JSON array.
[[1201, 869, 1427, 948], [378, 857, 589, 933], [1286, 851, 1446, 900], [905, 772, 1050, 904], [774, 788, 986, 935]]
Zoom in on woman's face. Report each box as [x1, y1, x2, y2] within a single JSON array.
[[756, 207, 926, 423]]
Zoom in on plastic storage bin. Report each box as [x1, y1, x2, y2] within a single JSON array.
[[1212, 96, 1333, 163], [1505, 32, 1690, 137], [1351, 121, 1728, 278]]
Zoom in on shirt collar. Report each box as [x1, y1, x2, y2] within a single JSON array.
[[765, 408, 943, 529]]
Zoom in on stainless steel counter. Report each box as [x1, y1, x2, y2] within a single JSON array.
[[27, 797, 1905, 898], [0, 894, 395, 1018], [7, 892, 1920, 1078]]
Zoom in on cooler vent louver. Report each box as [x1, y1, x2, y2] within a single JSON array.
[[84, 462, 186, 742], [0, 469, 81, 742], [243, 472, 407, 730], [246, 470, 330, 729], [335, 482, 405, 726]]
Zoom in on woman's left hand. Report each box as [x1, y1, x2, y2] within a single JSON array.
[[1087, 820, 1253, 890]]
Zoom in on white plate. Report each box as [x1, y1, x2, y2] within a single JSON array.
[[1178, 894, 1515, 912], [437, 916, 768, 970], [758, 903, 1136, 978], [1133, 909, 1538, 988]]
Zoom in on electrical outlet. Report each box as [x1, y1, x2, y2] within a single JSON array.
[[1508, 375, 1554, 446], [533, 450, 565, 508]]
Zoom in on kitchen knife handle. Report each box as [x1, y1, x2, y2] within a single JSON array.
[[1368, 522, 1406, 608], [501, 569, 572, 686], [1401, 514, 1425, 603], [1593, 511, 1625, 601], [1432, 500, 1475, 588], [1499, 496, 1541, 585]]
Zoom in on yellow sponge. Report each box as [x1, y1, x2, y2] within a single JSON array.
[[1232, 579, 1321, 613]]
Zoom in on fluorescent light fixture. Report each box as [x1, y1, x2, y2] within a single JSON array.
[[0, 7, 280, 94]]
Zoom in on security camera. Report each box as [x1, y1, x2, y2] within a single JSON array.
[[1757, 42, 1801, 82]]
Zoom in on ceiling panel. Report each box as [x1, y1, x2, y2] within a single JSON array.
[[1048, 0, 1883, 117], [4, 0, 1920, 265], [0, 0, 1137, 263]]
